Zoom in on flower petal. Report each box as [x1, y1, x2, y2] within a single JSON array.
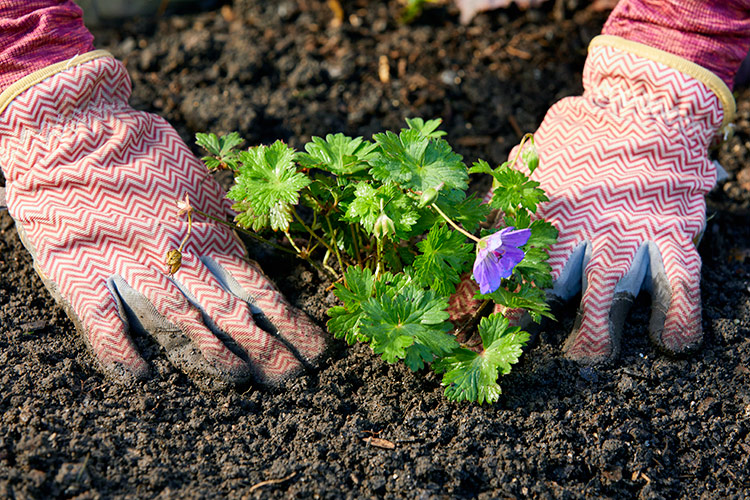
[[473, 255, 504, 295], [500, 228, 531, 248], [495, 247, 525, 277]]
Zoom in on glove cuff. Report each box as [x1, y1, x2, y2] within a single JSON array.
[[589, 35, 735, 134], [0, 50, 112, 117]]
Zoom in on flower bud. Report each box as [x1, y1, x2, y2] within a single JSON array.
[[373, 212, 396, 239], [522, 143, 539, 173], [417, 182, 444, 208], [418, 188, 439, 208], [165, 249, 183, 275]]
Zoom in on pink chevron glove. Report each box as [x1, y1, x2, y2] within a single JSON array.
[[0, 53, 327, 388], [451, 36, 735, 363]]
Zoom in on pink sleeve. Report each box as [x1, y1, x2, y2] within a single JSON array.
[[602, 0, 750, 89], [0, 1, 95, 92]]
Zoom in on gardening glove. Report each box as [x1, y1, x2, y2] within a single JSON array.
[[450, 34, 738, 363], [0, 52, 327, 388]]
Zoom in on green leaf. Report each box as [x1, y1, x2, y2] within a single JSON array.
[[227, 141, 310, 231], [196, 132, 244, 171], [489, 164, 548, 215], [297, 133, 377, 175], [371, 128, 468, 192], [343, 184, 418, 239], [468, 159, 493, 175], [413, 223, 473, 296], [434, 313, 529, 404], [360, 281, 456, 367], [195, 132, 221, 155], [327, 266, 376, 344], [527, 219, 558, 248], [405, 117, 447, 139], [484, 281, 553, 323], [231, 201, 269, 232]]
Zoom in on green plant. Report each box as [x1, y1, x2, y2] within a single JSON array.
[[184, 119, 556, 403]]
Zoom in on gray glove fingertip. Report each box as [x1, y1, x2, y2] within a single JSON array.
[[107, 275, 246, 391]]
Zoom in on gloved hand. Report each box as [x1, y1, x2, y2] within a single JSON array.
[[0, 53, 327, 388], [449, 35, 735, 363]]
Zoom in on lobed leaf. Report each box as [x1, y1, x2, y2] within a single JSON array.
[[405, 117, 447, 139], [413, 223, 473, 296], [360, 281, 456, 370], [434, 313, 529, 404], [327, 266, 376, 344], [297, 133, 377, 175], [370, 128, 468, 192], [489, 164, 548, 215], [227, 141, 310, 231]]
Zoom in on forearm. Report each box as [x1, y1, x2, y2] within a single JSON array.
[[602, 0, 750, 89], [0, 1, 94, 93]]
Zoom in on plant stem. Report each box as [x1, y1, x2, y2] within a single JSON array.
[[374, 236, 383, 279], [283, 231, 303, 253], [350, 225, 362, 267], [431, 203, 481, 243], [285, 231, 337, 280], [325, 215, 348, 282], [291, 208, 340, 259], [178, 211, 192, 252], [511, 133, 534, 168], [192, 208, 295, 255]]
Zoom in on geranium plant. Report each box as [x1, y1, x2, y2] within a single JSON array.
[[178, 119, 556, 404]]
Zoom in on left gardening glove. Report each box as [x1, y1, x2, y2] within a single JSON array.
[[0, 52, 327, 388]]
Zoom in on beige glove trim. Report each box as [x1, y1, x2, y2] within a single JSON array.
[[0, 50, 113, 117], [590, 35, 736, 131]]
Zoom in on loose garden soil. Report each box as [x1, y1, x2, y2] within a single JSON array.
[[2, 1, 750, 498]]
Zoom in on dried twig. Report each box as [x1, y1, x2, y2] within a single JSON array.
[[248, 473, 297, 493]]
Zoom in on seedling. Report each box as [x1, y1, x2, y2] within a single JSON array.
[[177, 119, 556, 403]]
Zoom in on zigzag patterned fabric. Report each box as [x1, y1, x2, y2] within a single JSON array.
[[449, 41, 725, 363], [0, 55, 326, 386]]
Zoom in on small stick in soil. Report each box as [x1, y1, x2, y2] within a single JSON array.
[[248, 472, 297, 493], [362, 436, 396, 450]]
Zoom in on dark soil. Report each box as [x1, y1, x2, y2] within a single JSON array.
[[2, 1, 750, 498]]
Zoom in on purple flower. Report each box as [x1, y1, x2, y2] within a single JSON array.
[[473, 226, 531, 295]]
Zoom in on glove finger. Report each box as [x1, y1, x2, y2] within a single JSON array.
[[171, 254, 305, 385], [33, 262, 149, 381], [107, 274, 246, 390], [648, 240, 703, 354], [562, 240, 637, 364], [118, 262, 251, 384], [203, 254, 327, 365]]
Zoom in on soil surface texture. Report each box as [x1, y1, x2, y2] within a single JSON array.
[[2, 1, 750, 498]]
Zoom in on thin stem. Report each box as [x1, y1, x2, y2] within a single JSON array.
[[510, 133, 534, 168], [192, 208, 295, 255], [285, 231, 337, 280], [374, 236, 383, 279], [283, 231, 303, 253], [431, 203, 481, 243], [291, 208, 338, 257], [178, 211, 192, 252], [325, 215, 347, 276], [350, 225, 362, 267]]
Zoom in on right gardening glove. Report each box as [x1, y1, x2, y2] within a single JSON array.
[[450, 34, 737, 363], [521, 35, 736, 362]]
